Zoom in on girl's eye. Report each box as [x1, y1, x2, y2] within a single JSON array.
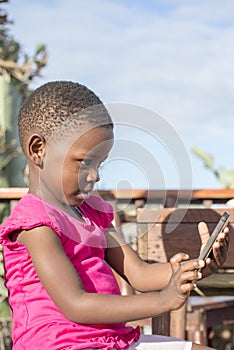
[[80, 159, 90, 167], [79, 159, 106, 169]]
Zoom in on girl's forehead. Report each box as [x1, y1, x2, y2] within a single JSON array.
[[73, 127, 114, 150], [49, 126, 114, 155]]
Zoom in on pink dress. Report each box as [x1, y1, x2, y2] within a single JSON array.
[[0, 194, 140, 350]]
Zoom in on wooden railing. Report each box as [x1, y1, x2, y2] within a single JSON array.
[[1, 188, 234, 205]]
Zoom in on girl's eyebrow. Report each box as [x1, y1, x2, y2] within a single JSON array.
[[75, 154, 109, 161]]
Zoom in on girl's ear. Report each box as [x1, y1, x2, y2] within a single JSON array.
[[28, 134, 46, 167]]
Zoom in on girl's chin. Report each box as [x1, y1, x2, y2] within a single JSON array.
[[81, 192, 91, 199], [69, 192, 91, 205]]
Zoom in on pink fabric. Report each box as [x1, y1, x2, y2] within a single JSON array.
[[0, 194, 140, 349]]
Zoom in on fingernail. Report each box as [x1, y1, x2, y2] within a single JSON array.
[[199, 260, 205, 267]]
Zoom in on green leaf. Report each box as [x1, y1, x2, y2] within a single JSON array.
[[191, 147, 214, 169], [34, 44, 46, 56], [0, 299, 11, 318], [219, 170, 234, 189]]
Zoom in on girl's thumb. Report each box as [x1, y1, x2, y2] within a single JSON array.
[[170, 253, 189, 272]]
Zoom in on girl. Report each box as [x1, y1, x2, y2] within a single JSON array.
[[0, 81, 229, 350]]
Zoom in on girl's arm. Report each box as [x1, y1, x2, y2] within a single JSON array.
[[105, 226, 173, 292], [105, 222, 229, 293], [17, 225, 201, 325]]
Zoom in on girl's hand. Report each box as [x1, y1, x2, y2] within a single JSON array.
[[160, 253, 204, 311], [198, 221, 230, 277]]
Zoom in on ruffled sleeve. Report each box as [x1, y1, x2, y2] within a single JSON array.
[[0, 194, 63, 248]]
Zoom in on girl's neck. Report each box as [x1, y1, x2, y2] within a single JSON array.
[[28, 186, 85, 223], [70, 206, 86, 223]]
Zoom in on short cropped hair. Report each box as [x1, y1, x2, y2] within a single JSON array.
[[18, 81, 113, 153]]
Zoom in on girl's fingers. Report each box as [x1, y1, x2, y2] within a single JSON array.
[[209, 226, 229, 263], [198, 221, 229, 273], [198, 221, 210, 253], [180, 281, 197, 294], [215, 227, 229, 249], [169, 253, 189, 272], [172, 267, 202, 294], [169, 254, 206, 297], [180, 258, 205, 272], [181, 269, 202, 283], [170, 253, 189, 264]]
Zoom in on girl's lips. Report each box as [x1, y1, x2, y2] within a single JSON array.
[[82, 192, 91, 198], [78, 191, 91, 199], [74, 188, 92, 199]]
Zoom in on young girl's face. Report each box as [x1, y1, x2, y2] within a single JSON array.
[[39, 126, 114, 208]]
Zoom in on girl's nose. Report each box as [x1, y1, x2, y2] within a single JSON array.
[[87, 168, 100, 183]]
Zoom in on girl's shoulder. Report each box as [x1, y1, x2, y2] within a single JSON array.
[[0, 194, 61, 247]]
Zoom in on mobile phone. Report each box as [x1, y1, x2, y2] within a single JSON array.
[[198, 211, 230, 261]]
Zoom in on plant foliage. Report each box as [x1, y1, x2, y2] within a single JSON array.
[[191, 147, 234, 189]]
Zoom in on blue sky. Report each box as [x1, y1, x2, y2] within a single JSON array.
[[5, 0, 234, 190]]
